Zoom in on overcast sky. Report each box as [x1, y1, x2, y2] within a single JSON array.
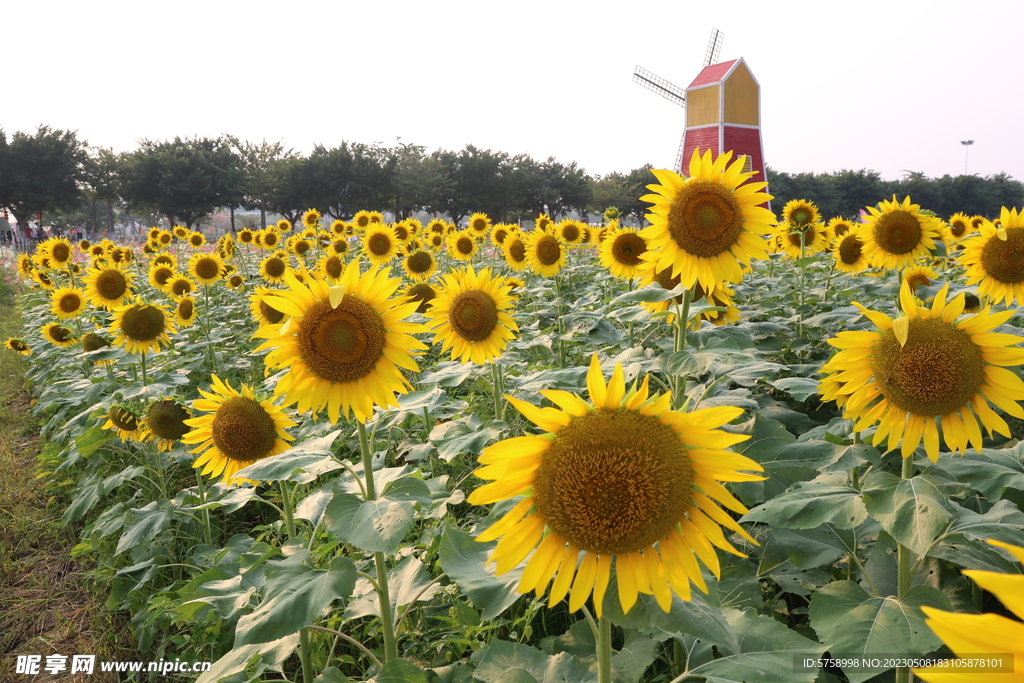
[[5, 0, 1023, 189]]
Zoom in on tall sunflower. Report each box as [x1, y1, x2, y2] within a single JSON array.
[[447, 230, 478, 262], [820, 282, 1024, 462], [467, 213, 492, 238], [362, 224, 401, 266], [302, 208, 322, 230], [253, 264, 428, 423], [50, 287, 88, 320], [425, 265, 518, 365], [525, 230, 565, 277], [188, 252, 224, 285], [914, 539, 1024, 683], [259, 254, 290, 284], [468, 354, 762, 615], [599, 227, 648, 280], [959, 207, 1024, 307], [183, 375, 296, 484], [83, 262, 135, 309], [110, 302, 176, 355], [861, 195, 941, 270], [639, 150, 775, 291], [782, 199, 820, 227], [557, 219, 586, 245]]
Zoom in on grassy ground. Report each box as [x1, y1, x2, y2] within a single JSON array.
[[0, 264, 123, 682]]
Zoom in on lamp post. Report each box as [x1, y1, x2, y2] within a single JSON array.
[[960, 140, 974, 175]]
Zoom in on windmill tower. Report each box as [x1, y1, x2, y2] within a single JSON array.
[[634, 29, 766, 189]]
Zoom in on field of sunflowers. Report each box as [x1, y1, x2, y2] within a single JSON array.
[[5, 149, 1024, 683]]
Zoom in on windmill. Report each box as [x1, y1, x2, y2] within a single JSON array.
[[634, 28, 766, 188]]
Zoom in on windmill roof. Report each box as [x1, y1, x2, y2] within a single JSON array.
[[688, 59, 738, 88]]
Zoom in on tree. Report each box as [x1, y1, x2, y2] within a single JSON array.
[[541, 158, 592, 220], [428, 146, 509, 225], [238, 138, 294, 229], [0, 125, 87, 231], [119, 136, 243, 230], [391, 141, 445, 219], [82, 147, 122, 233]]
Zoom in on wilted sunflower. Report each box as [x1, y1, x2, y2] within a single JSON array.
[[402, 250, 439, 282], [902, 264, 939, 293], [362, 224, 401, 266], [259, 254, 289, 284], [782, 198, 820, 228], [914, 539, 1024, 683], [175, 296, 197, 327], [525, 229, 565, 277], [599, 227, 648, 280], [832, 231, 870, 273], [820, 282, 1024, 462], [468, 212, 492, 237], [183, 375, 296, 484], [447, 230, 478, 262], [4, 338, 31, 356], [557, 219, 586, 246], [187, 252, 224, 285], [103, 406, 148, 442], [639, 150, 775, 291], [959, 207, 1024, 307], [861, 195, 941, 270], [425, 265, 518, 365], [41, 323, 76, 348], [145, 399, 191, 451], [404, 281, 438, 314], [253, 264, 428, 423], [84, 262, 135, 309], [249, 286, 289, 326], [110, 302, 176, 355], [50, 286, 88, 319], [168, 276, 198, 299], [468, 354, 762, 616]]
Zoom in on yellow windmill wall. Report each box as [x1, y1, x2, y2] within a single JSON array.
[[724, 62, 759, 125], [686, 85, 720, 127]]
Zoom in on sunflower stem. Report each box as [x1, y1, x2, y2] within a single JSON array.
[[278, 480, 297, 538], [139, 350, 148, 386], [671, 288, 693, 410], [895, 454, 915, 683], [195, 471, 213, 546], [596, 615, 613, 683], [356, 420, 400, 664], [490, 361, 506, 423]]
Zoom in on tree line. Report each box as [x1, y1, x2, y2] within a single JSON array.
[[1, 125, 1021, 235]]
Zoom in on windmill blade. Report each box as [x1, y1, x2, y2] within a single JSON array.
[[633, 66, 686, 108], [704, 28, 723, 66]]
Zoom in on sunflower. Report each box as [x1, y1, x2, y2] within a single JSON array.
[[111, 247, 133, 265], [185, 231, 204, 248], [820, 282, 1024, 462], [832, 231, 871, 273], [902, 264, 939, 293], [914, 539, 1024, 683], [103, 406, 148, 442], [636, 265, 733, 326], [502, 235, 529, 272], [366, 211, 384, 225], [425, 265, 518, 365], [392, 221, 412, 243], [31, 269, 55, 290], [187, 252, 224, 285], [262, 228, 284, 251], [318, 254, 345, 282], [259, 254, 289, 284], [557, 219, 586, 245], [826, 217, 854, 238], [525, 229, 565, 277], [226, 274, 245, 290], [16, 254, 33, 278], [945, 212, 973, 243], [599, 227, 648, 280], [249, 286, 289, 326], [82, 331, 111, 353], [535, 213, 554, 234], [427, 219, 447, 235], [362, 224, 401, 266], [168, 276, 198, 299], [467, 354, 762, 615], [639, 150, 775, 291], [289, 237, 313, 257], [110, 302, 176, 355], [238, 228, 255, 245], [151, 252, 177, 269], [959, 207, 1024, 307], [490, 224, 512, 247], [78, 239, 91, 252], [467, 213, 492, 238], [50, 286, 88, 319], [775, 220, 830, 258], [84, 263, 135, 309], [301, 208, 321, 230], [403, 282, 438, 314], [41, 323, 76, 348], [402, 250, 439, 282], [782, 199, 820, 228], [426, 233, 445, 252], [182, 375, 296, 484], [504, 276, 527, 297], [149, 227, 164, 241], [146, 399, 191, 451], [329, 239, 349, 256], [352, 211, 373, 231], [861, 195, 941, 270], [4, 338, 31, 356], [41, 236, 74, 266], [253, 264, 428, 423], [218, 233, 235, 258], [175, 296, 197, 327], [330, 219, 348, 235], [172, 225, 190, 239], [447, 230, 478, 262]]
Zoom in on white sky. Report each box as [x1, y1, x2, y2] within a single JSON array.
[[5, 0, 1023, 187]]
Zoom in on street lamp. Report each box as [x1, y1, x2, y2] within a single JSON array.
[[960, 140, 974, 175]]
